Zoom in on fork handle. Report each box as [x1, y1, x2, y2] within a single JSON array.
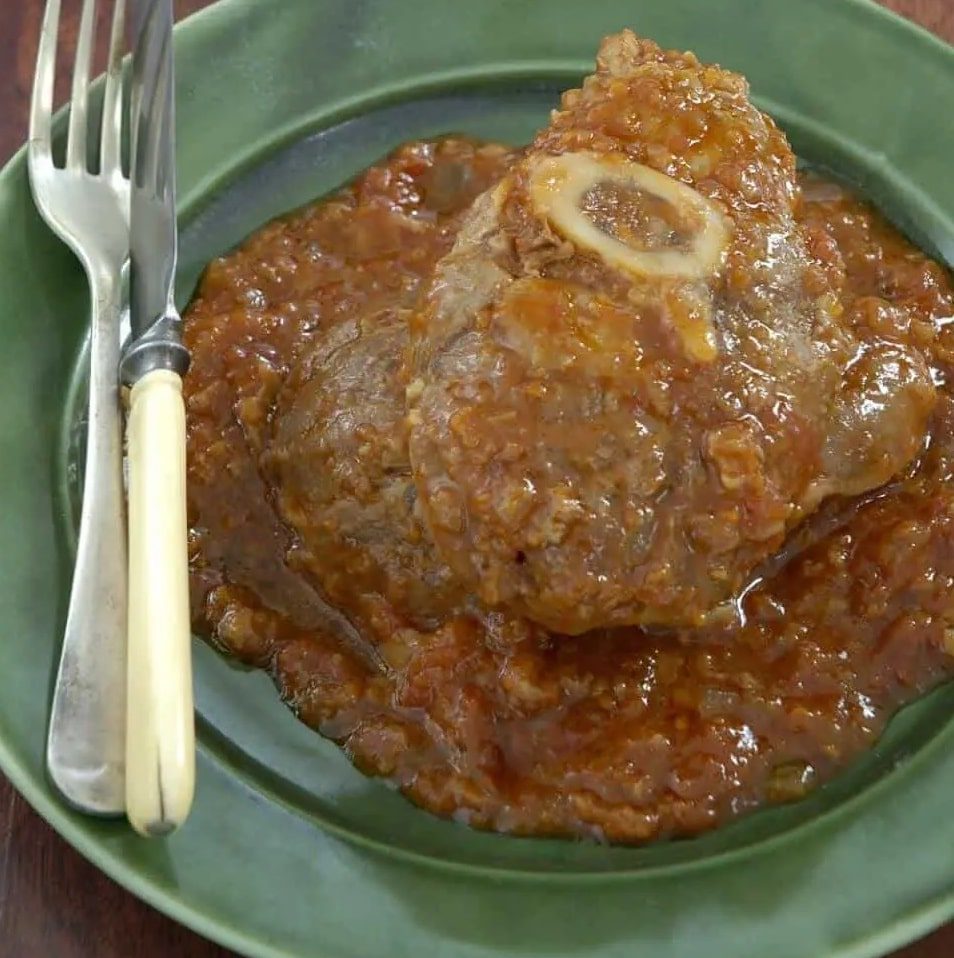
[[47, 281, 127, 815], [124, 368, 194, 836]]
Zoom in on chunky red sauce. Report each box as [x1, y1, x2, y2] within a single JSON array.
[[183, 138, 954, 843]]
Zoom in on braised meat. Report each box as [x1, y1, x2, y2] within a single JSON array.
[[184, 133, 954, 844], [266, 313, 467, 630], [237, 138, 517, 636], [407, 31, 935, 633]]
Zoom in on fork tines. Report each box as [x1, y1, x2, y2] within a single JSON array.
[[30, 0, 127, 177]]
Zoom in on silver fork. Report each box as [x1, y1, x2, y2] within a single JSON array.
[[30, 0, 129, 815]]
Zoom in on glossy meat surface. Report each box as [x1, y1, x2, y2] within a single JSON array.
[[408, 32, 936, 633], [265, 313, 467, 631]]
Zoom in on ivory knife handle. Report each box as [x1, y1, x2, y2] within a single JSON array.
[[124, 368, 194, 836]]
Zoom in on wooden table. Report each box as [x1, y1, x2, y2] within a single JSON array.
[[1, 1, 952, 955]]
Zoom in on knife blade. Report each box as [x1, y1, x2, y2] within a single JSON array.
[[121, 0, 195, 838], [122, 0, 189, 383]]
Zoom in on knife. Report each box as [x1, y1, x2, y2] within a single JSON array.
[[120, 0, 194, 837]]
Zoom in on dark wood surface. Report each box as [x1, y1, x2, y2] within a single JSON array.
[[1, 1, 952, 955]]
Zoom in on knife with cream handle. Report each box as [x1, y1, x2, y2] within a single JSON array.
[[120, 0, 194, 837]]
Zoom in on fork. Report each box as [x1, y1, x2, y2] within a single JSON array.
[[29, 0, 129, 815]]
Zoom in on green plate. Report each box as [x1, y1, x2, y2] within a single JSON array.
[[2, 0, 953, 955]]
